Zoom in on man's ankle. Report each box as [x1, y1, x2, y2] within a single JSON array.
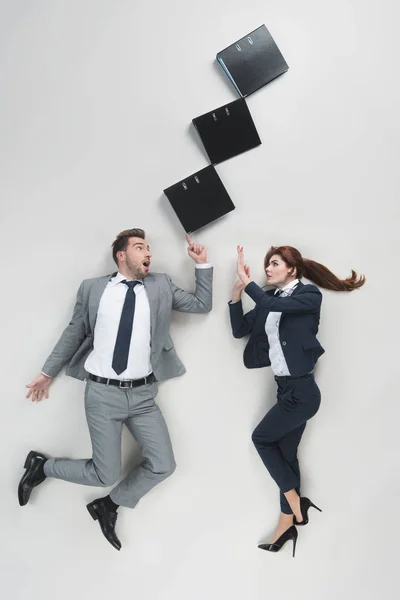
[[102, 495, 119, 513]]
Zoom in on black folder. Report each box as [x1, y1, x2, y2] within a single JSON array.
[[192, 98, 261, 165], [216, 24, 289, 97], [163, 165, 235, 233]]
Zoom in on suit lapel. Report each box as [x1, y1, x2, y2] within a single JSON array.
[[278, 280, 304, 324], [88, 273, 115, 333], [254, 289, 274, 334], [88, 272, 159, 340], [143, 274, 159, 342], [291, 280, 304, 295]]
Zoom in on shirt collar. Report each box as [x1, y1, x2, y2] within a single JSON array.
[[111, 272, 143, 286], [275, 278, 299, 295]]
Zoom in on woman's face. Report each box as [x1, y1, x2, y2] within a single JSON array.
[[265, 254, 296, 288]]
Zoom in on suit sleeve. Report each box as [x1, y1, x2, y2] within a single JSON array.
[[244, 282, 322, 314], [41, 281, 87, 378], [166, 266, 213, 313], [228, 299, 258, 338]]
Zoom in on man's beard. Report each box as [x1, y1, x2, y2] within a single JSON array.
[[125, 257, 146, 279]]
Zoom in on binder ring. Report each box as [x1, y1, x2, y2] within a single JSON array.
[[182, 182, 188, 190], [235, 43, 242, 52], [194, 176, 200, 183], [247, 36, 253, 45]]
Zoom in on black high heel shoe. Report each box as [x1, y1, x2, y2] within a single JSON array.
[[258, 525, 298, 557], [293, 497, 322, 526]]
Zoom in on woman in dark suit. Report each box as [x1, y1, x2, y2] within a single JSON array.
[[229, 245, 365, 556]]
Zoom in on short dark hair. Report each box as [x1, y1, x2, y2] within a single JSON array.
[[111, 228, 145, 265]]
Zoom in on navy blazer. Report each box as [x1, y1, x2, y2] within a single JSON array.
[[229, 280, 325, 376]]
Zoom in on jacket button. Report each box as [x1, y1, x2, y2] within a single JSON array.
[[282, 341, 287, 346]]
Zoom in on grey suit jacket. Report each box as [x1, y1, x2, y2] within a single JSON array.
[[42, 267, 213, 382]]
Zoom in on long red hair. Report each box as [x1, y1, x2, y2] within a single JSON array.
[[264, 246, 366, 291]]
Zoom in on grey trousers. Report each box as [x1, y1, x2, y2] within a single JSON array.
[[44, 379, 176, 508]]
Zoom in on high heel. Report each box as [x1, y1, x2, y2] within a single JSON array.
[[293, 497, 322, 526], [258, 525, 298, 557]]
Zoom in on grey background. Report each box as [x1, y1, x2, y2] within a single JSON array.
[[1, 1, 397, 599]]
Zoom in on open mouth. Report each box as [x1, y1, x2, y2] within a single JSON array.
[[143, 261, 150, 269]]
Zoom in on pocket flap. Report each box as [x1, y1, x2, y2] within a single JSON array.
[[302, 337, 320, 350], [164, 337, 174, 351]]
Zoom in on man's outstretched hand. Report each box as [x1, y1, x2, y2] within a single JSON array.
[[26, 373, 53, 402], [186, 234, 208, 264]]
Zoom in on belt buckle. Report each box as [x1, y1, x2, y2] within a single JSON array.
[[119, 380, 133, 389]]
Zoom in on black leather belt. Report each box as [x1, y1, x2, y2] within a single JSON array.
[[274, 371, 314, 382], [88, 372, 156, 388]]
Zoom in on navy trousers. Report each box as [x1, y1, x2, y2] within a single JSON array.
[[251, 373, 321, 514]]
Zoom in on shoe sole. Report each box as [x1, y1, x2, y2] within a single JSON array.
[[18, 451, 38, 506], [24, 451, 37, 469], [86, 503, 98, 521], [18, 451, 46, 507], [18, 484, 26, 506]]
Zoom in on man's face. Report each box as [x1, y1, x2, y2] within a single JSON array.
[[118, 237, 152, 279]]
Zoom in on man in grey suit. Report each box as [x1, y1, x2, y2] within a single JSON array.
[[18, 228, 212, 550]]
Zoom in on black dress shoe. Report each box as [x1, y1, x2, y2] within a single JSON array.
[[86, 498, 122, 551], [18, 450, 47, 506], [293, 497, 322, 526], [258, 525, 298, 557]]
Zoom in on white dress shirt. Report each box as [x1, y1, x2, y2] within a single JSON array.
[[265, 279, 299, 376], [84, 272, 152, 380]]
